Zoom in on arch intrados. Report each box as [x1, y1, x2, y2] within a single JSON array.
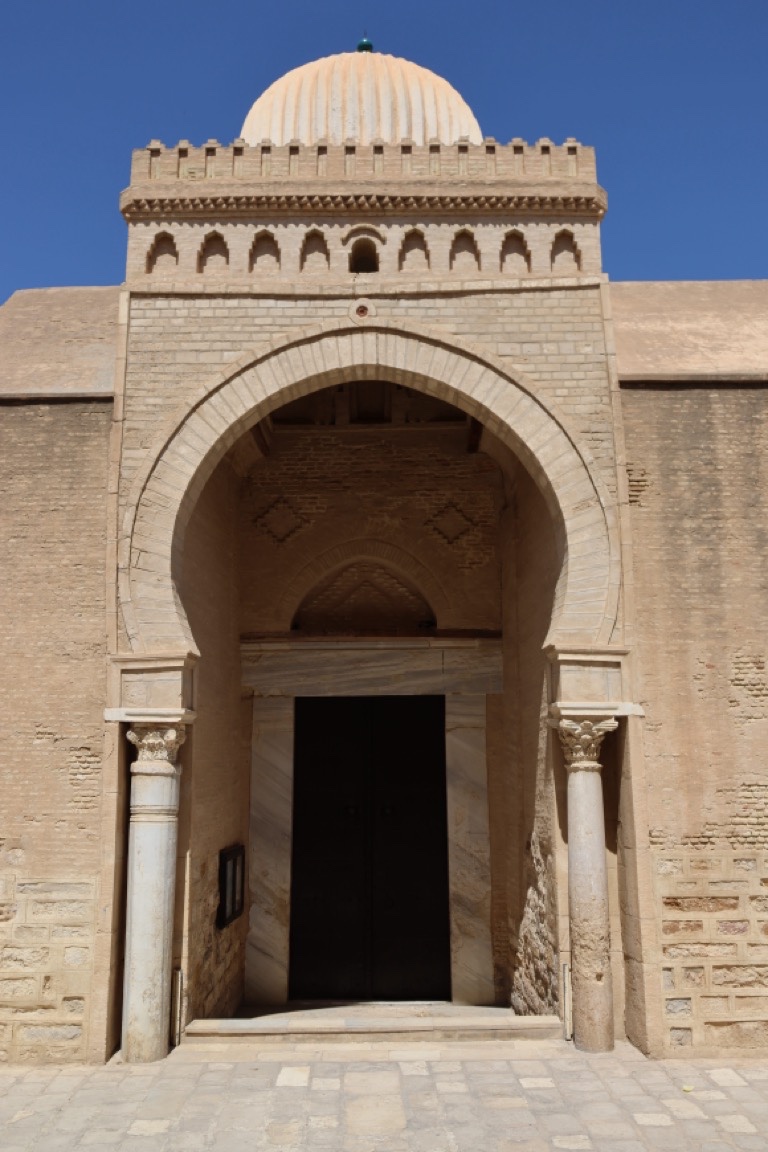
[[122, 321, 618, 653], [173, 363, 567, 551]]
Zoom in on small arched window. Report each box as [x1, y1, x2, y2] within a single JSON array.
[[349, 238, 379, 274]]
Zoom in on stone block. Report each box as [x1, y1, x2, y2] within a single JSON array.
[[664, 943, 737, 958], [16, 882, 93, 897], [50, 926, 91, 941], [17, 1024, 81, 1041], [63, 947, 90, 968], [13, 926, 49, 943], [663, 896, 739, 912], [0, 977, 37, 1000], [712, 965, 768, 987], [669, 1027, 692, 1046], [28, 902, 90, 923], [704, 1020, 768, 1047], [700, 995, 729, 1013], [662, 920, 704, 935], [0, 947, 48, 969]]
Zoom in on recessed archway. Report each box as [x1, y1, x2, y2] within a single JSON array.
[[120, 319, 620, 656]]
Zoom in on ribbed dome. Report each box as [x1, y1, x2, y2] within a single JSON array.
[[241, 52, 483, 147]]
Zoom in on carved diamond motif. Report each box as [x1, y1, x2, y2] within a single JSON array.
[[426, 501, 473, 545], [253, 497, 306, 544]]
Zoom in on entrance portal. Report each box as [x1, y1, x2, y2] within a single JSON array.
[[289, 696, 452, 1001]]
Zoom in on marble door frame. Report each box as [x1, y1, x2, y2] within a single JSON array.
[[242, 638, 501, 1006]]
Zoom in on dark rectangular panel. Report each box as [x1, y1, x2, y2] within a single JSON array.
[[289, 696, 451, 1002]]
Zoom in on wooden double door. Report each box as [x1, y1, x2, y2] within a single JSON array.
[[289, 696, 452, 1001]]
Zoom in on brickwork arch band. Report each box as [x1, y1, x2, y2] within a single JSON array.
[[120, 322, 620, 655]]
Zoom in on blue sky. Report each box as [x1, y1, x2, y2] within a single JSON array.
[[2, 0, 766, 303]]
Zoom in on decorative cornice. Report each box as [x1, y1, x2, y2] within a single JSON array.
[[550, 717, 618, 773], [121, 191, 606, 222]]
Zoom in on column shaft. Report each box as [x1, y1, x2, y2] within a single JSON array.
[[554, 716, 617, 1052], [567, 765, 613, 1051], [122, 727, 184, 1063]]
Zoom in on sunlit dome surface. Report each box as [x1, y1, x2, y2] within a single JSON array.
[[241, 50, 483, 147]]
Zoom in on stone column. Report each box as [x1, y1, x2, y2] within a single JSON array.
[[122, 725, 185, 1063], [553, 716, 618, 1053]]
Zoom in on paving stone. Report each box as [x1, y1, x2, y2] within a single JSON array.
[[0, 1040, 765, 1150]]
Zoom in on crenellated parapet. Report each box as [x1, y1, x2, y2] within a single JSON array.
[[121, 137, 606, 282], [120, 137, 605, 222], [128, 136, 598, 185]]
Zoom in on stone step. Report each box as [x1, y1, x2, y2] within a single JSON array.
[[182, 1005, 563, 1045]]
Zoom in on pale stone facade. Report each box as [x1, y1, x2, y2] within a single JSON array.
[[1, 48, 767, 1064]]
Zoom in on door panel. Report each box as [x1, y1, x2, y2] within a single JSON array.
[[289, 696, 451, 1001]]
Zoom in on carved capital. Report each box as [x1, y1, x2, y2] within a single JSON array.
[[127, 725, 186, 764], [552, 717, 617, 773]]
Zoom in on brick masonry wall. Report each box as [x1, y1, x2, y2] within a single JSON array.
[[622, 385, 768, 1051], [117, 281, 618, 602], [0, 402, 111, 1062], [238, 425, 504, 634]]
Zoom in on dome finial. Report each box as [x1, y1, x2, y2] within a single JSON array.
[[357, 35, 374, 52]]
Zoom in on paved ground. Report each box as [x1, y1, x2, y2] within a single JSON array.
[[2, 1037, 768, 1151]]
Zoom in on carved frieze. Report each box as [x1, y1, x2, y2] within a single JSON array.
[[121, 191, 607, 222]]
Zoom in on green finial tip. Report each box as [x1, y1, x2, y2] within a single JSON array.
[[357, 36, 374, 52]]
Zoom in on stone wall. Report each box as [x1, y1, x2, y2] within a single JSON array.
[[655, 851, 768, 1050], [117, 281, 618, 566], [175, 460, 250, 1024], [0, 401, 111, 1062], [623, 384, 768, 1051], [505, 454, 562, 1016]]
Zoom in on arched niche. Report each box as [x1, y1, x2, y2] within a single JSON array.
[[450, 230, 481, 273], [197, 232, 229, 273], [300, 231, 330, 272], [146, 232, 178, 275], [249, 231, 281, 273], [551, 230, 582, 273], [399, 230, 430, 273], [500, 231, 531, 275], [292, 559, 435, 634]]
